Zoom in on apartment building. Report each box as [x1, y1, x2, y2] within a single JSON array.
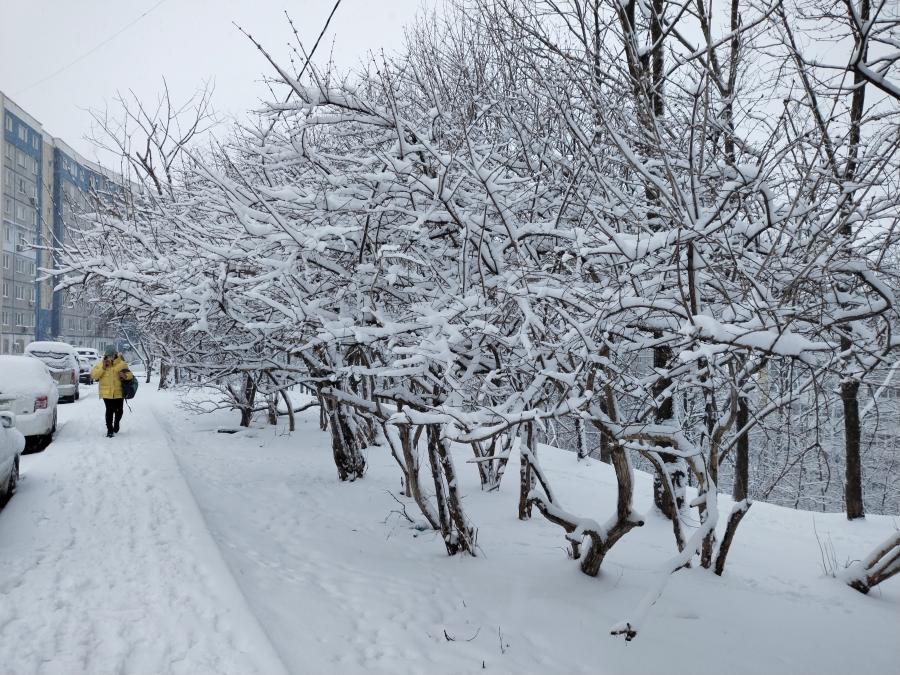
[[1, 91, 119, 354]]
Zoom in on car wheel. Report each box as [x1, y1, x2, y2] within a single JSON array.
[[23, 436, 42, 454]]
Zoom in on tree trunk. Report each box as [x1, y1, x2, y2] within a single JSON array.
[[580, 444, 643, 576], [713, 500, 751, 576], [597, 400, 611, 464], [733, 396, 750, 502], [652, 346, 686, 520], [575, 416, 587, 460], [840, 0, 869, 522], [239, 373, 257, 427], [158, 361, 170, 390], [846, 532, 900, 594], [426, 424, 476, 555], [401, 425, 439, 528], [279, 388, 295, 432], [322, 396, 366, 481], [842, 367, 864, 519], [518, 424, 536, 520], [267, 394, 278, 426]]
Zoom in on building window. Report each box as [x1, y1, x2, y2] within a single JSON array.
[[2, 280, 8, 297], [2, 254, 8, 269], [4, 116, 11, 132]]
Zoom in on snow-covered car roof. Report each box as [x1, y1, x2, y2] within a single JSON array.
[[24, 341, 79, 372], [0, 355, 55, 396], [25, 341, 79, 355]]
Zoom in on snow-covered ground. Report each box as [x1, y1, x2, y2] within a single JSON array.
[[1, 382, 897, 674], [0, 385, 286, 675]]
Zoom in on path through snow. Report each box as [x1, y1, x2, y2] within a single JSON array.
[[0, 386, 287, 675]]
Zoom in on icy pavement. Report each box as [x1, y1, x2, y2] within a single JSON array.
[[0, 386, 287, 675]]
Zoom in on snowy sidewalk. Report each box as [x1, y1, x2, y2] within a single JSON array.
[[0, 387, 287, 675]]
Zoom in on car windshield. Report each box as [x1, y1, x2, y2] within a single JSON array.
[[28, 350, 74, 371]]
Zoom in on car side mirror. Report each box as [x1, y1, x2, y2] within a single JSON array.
[[0, 412, 14, 429]]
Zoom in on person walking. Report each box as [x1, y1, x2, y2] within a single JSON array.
[[91, 346, 134, 438]]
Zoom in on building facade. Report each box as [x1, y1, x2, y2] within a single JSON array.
[[1, 91, 118, 354]]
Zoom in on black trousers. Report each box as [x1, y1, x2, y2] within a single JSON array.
[[104, 398, 124, 432]]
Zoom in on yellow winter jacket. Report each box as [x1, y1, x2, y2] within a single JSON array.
[[91, 355, 134, 400]]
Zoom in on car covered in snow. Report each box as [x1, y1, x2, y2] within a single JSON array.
[[0, 355, 58, 451], [0, 409, 25, 504], [74, 348, 101, 384], [25, 341, 80, 402]]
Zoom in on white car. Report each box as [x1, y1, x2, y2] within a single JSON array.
[[75, 347, 101, 361], [25, 341, 80, 403], [75, 348, 101, 384], [0, 410, 25, 505], [0, 355, 59, 451], [77, 355, 94, 384]]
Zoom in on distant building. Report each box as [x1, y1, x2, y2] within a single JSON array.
[[1, 91, 120, 353]]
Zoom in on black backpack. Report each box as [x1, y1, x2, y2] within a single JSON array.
[[122, 374, 139, 400]]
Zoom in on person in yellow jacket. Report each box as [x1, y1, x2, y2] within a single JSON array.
[[91, 346, 134, 438]]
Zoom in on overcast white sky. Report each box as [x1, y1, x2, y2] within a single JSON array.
[[0, 0, 432, 163]]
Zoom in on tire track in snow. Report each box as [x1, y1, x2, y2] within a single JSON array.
[[0, 398, 288, 675]]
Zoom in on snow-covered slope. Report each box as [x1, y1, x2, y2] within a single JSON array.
[[0, 383, 896, 674], [167, 391, 899, 674]]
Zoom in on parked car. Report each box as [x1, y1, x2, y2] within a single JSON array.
[[75, 348, 101, 384], [77, 356, 93, 384], [25, 341, 80, 402], [0, 355, 58, 452], [75, 347, 101, 361], [0, 410, 25, 505]]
